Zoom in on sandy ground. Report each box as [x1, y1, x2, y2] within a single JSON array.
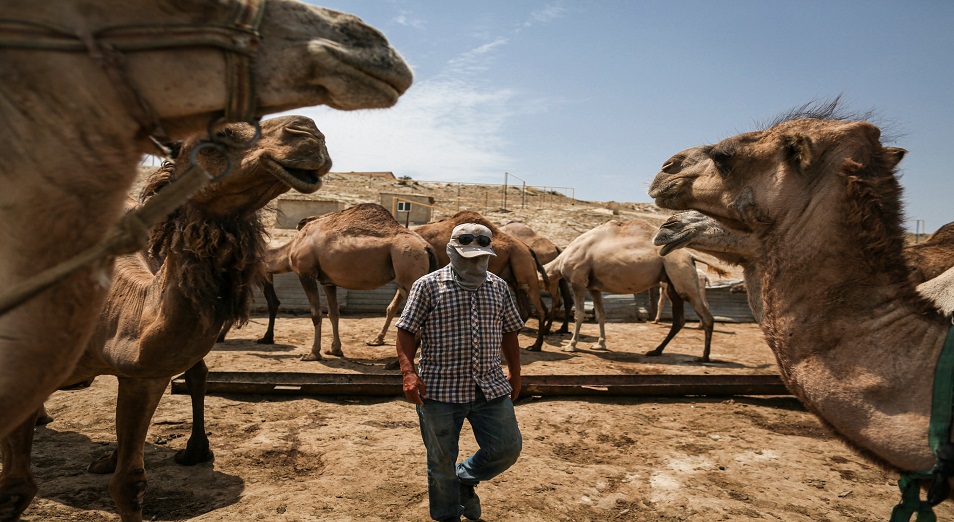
[[17, 313, 954, 521]]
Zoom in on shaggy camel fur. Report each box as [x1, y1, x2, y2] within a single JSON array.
[[648, 111, 954, 485], [543, 219, 724, 361], [0, 116, 331, 522], [252, 203, 438, 360], [414, 212, 550, 351], [500, 221, 573, 334], [0, 0, 412, 439]]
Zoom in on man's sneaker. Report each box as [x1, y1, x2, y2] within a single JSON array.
[[460, 483, 481, 521]]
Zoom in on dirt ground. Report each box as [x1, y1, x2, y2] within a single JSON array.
[[19, 313, 954, 522]]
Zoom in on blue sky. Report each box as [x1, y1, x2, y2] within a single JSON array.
[[286, 1, 954, 233]]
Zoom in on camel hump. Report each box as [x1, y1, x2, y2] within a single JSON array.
[[318, 203, 406, 238]]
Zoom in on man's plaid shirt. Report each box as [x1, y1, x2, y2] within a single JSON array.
[[396, 265, 524, 403]]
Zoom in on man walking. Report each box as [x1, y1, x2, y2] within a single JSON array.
[[395, 223, 524, 522]]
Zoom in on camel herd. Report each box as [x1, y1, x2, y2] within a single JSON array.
[[2, 1, 954, 519]]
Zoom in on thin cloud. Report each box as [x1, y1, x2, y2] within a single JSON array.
[[524, 4, 567, 28]]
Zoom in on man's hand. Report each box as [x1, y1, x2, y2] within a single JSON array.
[[402, 371, 427, 405], [508, 373, 521, 401]]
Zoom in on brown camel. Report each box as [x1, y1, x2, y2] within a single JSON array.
[[904, 221, 954, 285], [414, 212, 550, 351], [0, 0, 412, 440], [249, 203, 439, 360], [647, 110, 954, 499], [542, 219, 723, 361], [500, 221, 573, 334], [0, 116, 331, 521]]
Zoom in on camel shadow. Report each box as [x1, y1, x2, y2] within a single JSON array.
[[302, 354, 402, 374], [29, 425, 244, 521], [212, 339, 299, 353]]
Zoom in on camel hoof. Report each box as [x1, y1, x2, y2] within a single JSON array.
[[365, 339, 385, 346], [87, 451, 118, 474], [0, 486, 37, 522], [174, 447, 214, 466], [645, 350, 663, 357], [256, 336, 274, 345], [591, 345, 607, 351], [326, 348, 344, 357], [300, 352, 322, 361], [35, 413, 54, 426], [562, 345, 577, 353], [695, 357, 711, 363], [524, 345, 541, 352]]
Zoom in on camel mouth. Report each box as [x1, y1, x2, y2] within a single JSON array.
[[653, 229, 691, 256], [266, 160, 327, 194], [317, 46, 413, 110]]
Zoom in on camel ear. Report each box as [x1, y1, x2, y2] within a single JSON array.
[[883, 146, 908, 169], [783, 133, 814, 172]]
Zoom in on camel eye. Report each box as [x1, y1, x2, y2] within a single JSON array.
[[709, 149, 733, 176]]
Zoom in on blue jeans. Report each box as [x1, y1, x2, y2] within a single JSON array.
[[417, 388, 522, 521]]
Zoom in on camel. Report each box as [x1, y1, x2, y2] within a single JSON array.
[[647, 109, 954, 508], [542, 219, 725, 361], [246, 203, 439, 360], [0, 0, 412, 439], [655, 210, 954, 323], [653, 268, 710, 329], [413, 211, 550, 351], [904, 221, 954, 285], [500, 221, 573, 334], [0, 116, 331, 521]]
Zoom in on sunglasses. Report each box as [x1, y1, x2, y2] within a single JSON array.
[[453, 234, 492, 247]]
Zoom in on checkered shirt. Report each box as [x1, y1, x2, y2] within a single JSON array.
[[396, 265, 525, 403]]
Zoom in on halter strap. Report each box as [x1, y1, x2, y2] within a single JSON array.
[[0, 0, 266, 147]]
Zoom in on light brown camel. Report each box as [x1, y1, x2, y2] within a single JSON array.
[[500, 221, 573, 334], [904, 221, 954, 285], [542, 219, 723, 361], [414, 211, 550, 351], [647, 110, 954, 498], [0, 0, 412, 440], [0, 116, 331, 521], [248, 203, 439, 360]]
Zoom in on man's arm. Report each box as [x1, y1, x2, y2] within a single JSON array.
[[396, 327, 426, 405], [501, 330, 521, 401]]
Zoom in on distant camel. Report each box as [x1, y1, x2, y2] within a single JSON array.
[[0, 0, 412, 440], [500, 221, 573, 334], [240, 203, 438, 360], [0, 116, 330, 521], [904, 221, 954, 285], [543, 219, 725, 361], [414, 212, 550, 351], [648, 109, 954, 499]]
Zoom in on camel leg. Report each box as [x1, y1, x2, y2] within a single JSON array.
[[646, 287, 686, 358], [589, 290, 607, 350], [529, 286, 548, 351], [557, 279, 572, 334], [174, 360, 214, 466], [686, 294, 716, 362], [323, 285, 344, 357], [652, 286, 666, 324], [564, 284, 588, 352], [694, 282, 709, 330], [258, 275, 280, 345], [95, 377, 168, 522], [0, 410, 40, 521], [216, 320, 233, 343], [369, 288, 406, 346], [298, 274, 324, 361]]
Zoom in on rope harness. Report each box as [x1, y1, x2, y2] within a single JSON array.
[[0, 0, 267, 317], [891, 326, 954, 521]]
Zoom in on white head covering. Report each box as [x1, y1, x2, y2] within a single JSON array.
[[446, 223, 495, 290]]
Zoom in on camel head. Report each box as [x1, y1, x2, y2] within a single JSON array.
[[654, 211, 727, 256], [167, 115, 332, 217], [648, 118, 908, 238], [11, 0, 413, 140]]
